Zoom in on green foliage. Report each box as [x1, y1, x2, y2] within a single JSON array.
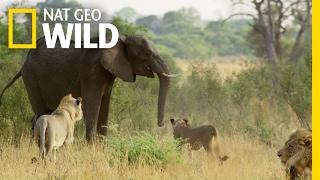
[[106, 132, 181, 167], [135, 8, 254, 59], [159, 8, 202, 35], [162, 8, 201, 28], [102, 55, 311, 141], [165, 58, 311, 140], [183, 63, 227, 120], [278, 58, 311, 127], [0, 13, 32, 145], [136, 15, 161, 33], [226, 71, 255, 115], [0, 4, 311, 146], [0, 17, 29, 58], [112, 17, 149, 37], [154, 34, 213, 59], [114, 7, 139, 23], [205, 20, 253, 56], [109, 79, 158, 131], [0, 57, 33, 146]]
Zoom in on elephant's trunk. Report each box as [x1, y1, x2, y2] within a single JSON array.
[[157, 74, 169, 127], [151, 55, 170, 127]]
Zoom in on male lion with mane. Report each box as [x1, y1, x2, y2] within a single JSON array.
[[170, 118, 229, 164], [277, 128, 312, 180], [33, 94, 83, 161]]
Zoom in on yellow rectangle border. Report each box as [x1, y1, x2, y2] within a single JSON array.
[[8, 8, 37, 48], [313, 0, 318, 179]]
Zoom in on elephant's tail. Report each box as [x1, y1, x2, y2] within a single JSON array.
[[0, 70, 22, 106]]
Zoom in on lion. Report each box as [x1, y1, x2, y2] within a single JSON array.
[[170, 118, 229, 164], [277, 128, 312, 180], [33, 94, 83, 161]]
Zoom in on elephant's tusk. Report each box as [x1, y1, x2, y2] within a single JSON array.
[[162, 73, 179, 78]]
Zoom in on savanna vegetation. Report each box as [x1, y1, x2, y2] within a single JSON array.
[[0, 0, 311, 179]]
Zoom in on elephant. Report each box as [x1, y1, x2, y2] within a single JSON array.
[[0, 35, 175, 142]]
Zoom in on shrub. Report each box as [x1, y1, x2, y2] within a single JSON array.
[[278, 58, 311, 128], [105, 132, 181, 167]]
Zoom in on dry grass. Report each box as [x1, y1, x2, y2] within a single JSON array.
[[175, 57, 254, 80], [0, 134, 286, 180]]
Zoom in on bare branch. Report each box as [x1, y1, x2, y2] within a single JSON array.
[[253, 0, 265, 7], [222, 13, 257, 22], [282, 0, 302, 14]]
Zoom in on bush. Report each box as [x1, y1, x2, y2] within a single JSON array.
[[278, 58, 311, 128], [106, 132, 181, 167], [0, 56, 33, 146]]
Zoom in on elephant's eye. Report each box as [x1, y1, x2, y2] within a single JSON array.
[[145, 50, 152, 57]]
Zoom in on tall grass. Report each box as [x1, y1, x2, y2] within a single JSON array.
[[0, 53, 310, 179], [0, 133, 286, 179]]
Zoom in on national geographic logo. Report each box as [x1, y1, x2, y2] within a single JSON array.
[[7, 8, 119, 49], [8, 9, 37, 48]]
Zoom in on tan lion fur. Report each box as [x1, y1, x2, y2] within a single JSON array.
[[33, 94, 83, 161], [170, 118, 229, 164], [278, 128, 312, 179]]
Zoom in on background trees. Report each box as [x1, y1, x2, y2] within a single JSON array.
[[228, 0, 312, 63], [0, 0, 311, 144], [135, 7, 255, 59]]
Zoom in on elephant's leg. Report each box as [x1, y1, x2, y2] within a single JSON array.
[[82, 87, 104, 142], [97, 83, 113, 136], [23, 77, 50, 115]]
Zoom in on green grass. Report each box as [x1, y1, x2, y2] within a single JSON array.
[[106, 132, 181, 167]]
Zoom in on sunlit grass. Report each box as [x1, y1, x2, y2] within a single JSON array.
[[0, 133, 286, 179]]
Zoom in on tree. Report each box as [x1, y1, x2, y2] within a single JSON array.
[[114, 7, 140, 23], [289, 0, 312, 61], [227, 0, 312, 63], [112, 17, 149, 36], [205, 20, 253, 56], [136, 15, 162, 33]]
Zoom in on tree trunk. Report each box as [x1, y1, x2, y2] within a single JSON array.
[[255, 0, 279, 64], [264, 29, 279, 64], [290, 0, 311, 61], [289, 27, 305, 61]]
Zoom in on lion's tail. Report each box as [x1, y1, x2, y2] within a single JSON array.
[[31, 114, 39, 138], [29, 114, 39, 147], [39, 120, 48, 159], [211, 126, 229, 164]]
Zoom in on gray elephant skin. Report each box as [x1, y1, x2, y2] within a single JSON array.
[[0, 35, 172, 141]]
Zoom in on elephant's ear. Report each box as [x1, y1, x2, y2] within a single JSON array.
[[100, 39, 135, 82]]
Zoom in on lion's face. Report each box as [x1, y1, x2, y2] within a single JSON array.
[[59, 94, 83, 121], [277, 128, 311, 165], [170, 118, 190, 130]]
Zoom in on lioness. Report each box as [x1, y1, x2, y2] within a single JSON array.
[[33, 94, 83, 161], [277, 128, 312, 180], [170, 118, 229, 164]]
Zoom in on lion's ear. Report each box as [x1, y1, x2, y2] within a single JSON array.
[[304, 135, 312, 147], [183, 118, 188, 124], [170, 118, 174, 124], [299, 135, 312, 147], [76, 97, 82, 105]]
